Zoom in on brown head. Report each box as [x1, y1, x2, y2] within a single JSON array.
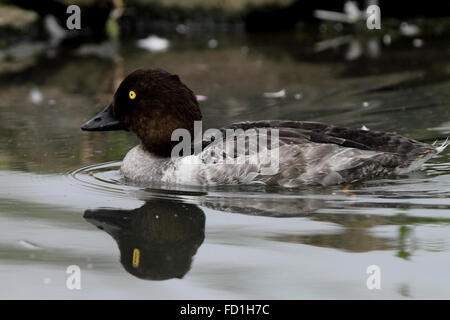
[[81, 69, 202, 156]]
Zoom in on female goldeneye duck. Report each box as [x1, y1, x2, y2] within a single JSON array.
[[81, 69, 448, 187]]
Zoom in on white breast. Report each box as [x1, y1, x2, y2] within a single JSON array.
[[120, 143, 280, 186]]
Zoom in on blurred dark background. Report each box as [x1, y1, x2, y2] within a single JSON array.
[[2, 0, 449, 44]]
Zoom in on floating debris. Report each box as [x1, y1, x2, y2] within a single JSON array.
[[346, 40, 362, 61], [18, 240, 41, 250], [76, 42, 118, 60], [0, 42, 47, 61], [367, 39, 380, 58], [428, 122, 450, 134], [175, 24, 188, 34], [315, 35, 353, 52], [137, 35, 170, 53], [413, 38, 424, 48], [400, 22, 420, 36], [29, 88, 43, 104], [344, 1, 362, 22], [196, 95, 208, 101], [44, 15, 67, 46], [208, 39, 218, 49], [294, 93, 303, 100], [362, 101, 369, 107], [361, 125, 370, 131], [263, 89, 286, 99], [314, 1, 362, 24]]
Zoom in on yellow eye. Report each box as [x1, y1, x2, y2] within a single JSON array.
[[129, 90, 136, 100]]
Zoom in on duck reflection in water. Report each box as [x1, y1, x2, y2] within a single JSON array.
[[84, 199, 205, 280], [84, 190, 450, 280]]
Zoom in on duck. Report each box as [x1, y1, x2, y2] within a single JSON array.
[[81, 68, 448, 187]]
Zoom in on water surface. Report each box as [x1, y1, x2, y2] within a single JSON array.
[[0, 26, 449, 299]]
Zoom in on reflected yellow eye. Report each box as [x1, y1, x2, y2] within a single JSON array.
[[132, 248, 140, 268], [129, 90, 136, 100]]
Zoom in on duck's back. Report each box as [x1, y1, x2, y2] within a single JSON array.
[[121, 121, 444, 187]]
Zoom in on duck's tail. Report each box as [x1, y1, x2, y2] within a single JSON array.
[[434, 137, 449, 154]]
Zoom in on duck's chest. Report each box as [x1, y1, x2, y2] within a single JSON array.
[[120, 145, 171, 182]]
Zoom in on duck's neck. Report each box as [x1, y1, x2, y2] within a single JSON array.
[[134, 115, 201, 158], [141, 141, 179, 158]]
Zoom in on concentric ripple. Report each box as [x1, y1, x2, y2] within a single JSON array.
[[67, 157, 450, 218], [68, 161, 136, 198]]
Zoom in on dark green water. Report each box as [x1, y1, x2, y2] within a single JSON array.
[[0, 25, 449, 298]]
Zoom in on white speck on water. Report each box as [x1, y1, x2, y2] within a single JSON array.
[[294, 93, 303, 100], [344, 1, 361, 23], [346, 40, 362, 61], [29, 88, 43, 104], [196, 95, 208, 101], [208, 39, 218, 49], [428, 122, 450, 134], [76, 42, 118, 59], [367, 39, 380, 58], [413, 38, 424, 48], [175, 24, 188, 34], [362, 101, 369, 107], [400, 22, 420, 36], [155, 215, 159, 219], [263, 89, 286, 99], [383, 34, 392, 45], [137, 35, 170, 53], [44, 15, 66, 46], [18, 240, 41, 250], [361, 125, 370, 131]]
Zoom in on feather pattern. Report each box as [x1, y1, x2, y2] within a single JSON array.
[[121, 121, 442, 187]]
